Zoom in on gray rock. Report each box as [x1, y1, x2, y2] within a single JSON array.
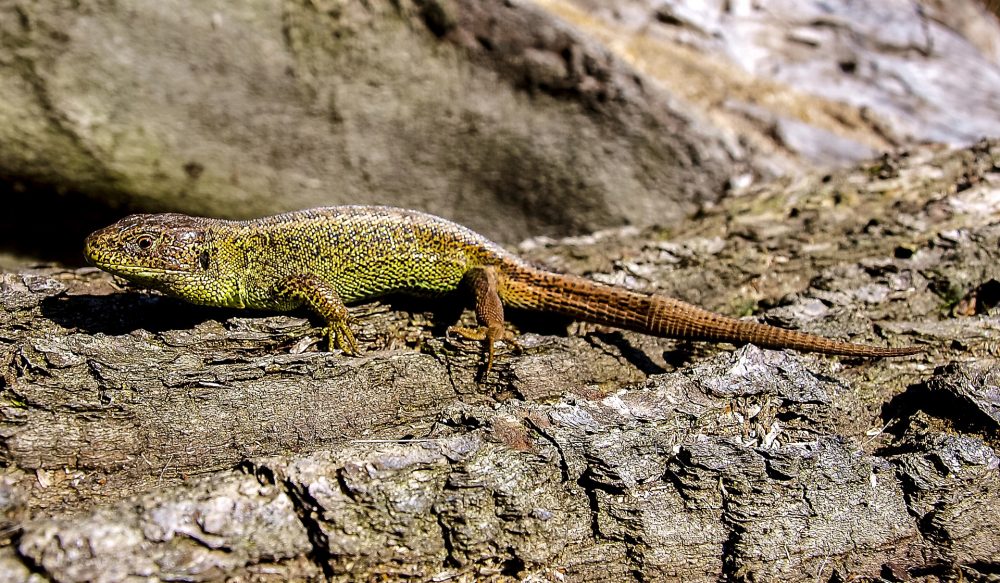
[[0, 0, 734, 257], [559, 0, 1000, 169]]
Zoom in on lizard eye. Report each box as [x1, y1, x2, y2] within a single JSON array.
[[136, 235, 154, 250]]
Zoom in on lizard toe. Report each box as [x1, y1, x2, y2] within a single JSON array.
[[328, 322, 360, 355]]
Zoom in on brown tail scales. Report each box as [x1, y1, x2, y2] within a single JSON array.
[[497, 264, 920, 357]]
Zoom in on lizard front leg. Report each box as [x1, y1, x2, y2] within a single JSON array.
[[275, 274, 359, 354], [450, 266, 517, 374]]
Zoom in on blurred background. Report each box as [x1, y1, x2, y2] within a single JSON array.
[[2, 0, 999, 268]]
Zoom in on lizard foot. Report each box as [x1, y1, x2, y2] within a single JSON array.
[[448, 325, 520, 374], [326, 319, 360, 355]]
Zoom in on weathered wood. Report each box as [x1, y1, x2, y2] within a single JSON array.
[[2, 142, 999, 580]]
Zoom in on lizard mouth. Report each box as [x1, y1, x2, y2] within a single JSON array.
[[87, 260, 193, 277]]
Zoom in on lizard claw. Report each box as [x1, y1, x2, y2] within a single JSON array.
[[448, 325, 487, 342], [447, 324, 518, 375], [327, 319, 360, 355]]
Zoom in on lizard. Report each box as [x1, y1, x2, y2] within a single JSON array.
[[84, 205, 921, 372]]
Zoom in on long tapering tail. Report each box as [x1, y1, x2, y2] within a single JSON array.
[[498, 264, 920, 357]]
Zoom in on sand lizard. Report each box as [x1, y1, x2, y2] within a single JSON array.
[[84, 206, 920, 371]]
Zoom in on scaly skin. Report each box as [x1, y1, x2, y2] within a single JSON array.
[[84, 206, 921, 371]]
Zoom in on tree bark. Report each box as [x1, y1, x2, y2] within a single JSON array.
[[2, 141, 998, 581]]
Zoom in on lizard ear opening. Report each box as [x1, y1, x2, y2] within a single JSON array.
[[198, 250, 211, 271]]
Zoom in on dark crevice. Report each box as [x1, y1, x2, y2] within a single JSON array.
[[963, 561, 1000, 575], [661, 448, 700, 503], [238, 460, 276, 486], [622, 532, 647, 583], [434, 410, 484, 432], [718, 523, 743, 582], [576, 466, 633, 547], [881, 376, 998, 438], [279, 477, 336, 580], [971, 279, 1000, 312], [415, 0, 455, 37], [435, 511, 460, 568], [872, 439, 924, 459], [916, 508, 952, 548], [660, 466, 695, 503], [879, 562, 909, 582], [333, 468, 358, 503], [487, 361, 523, 401], [9, 530, 54, 580], [907, 563, 963, 578], [887, 465, 921, 513], [523, 417, 570, 483], [761, 459, 797, 481], [577, 469, 603, 540], [577, 467, 628, 496], [500, 555, 525, 577], [882, 455, 947, 571], [718, 480, 747, 582]]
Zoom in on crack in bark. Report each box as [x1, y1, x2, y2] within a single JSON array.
[[576, 468, 629, 538], [524, 416, 570, 483], [429, 343, 464, 399], [718, 477, 746, 582], [9, 530, 53, 581], [333, 467, 358, 504], [434, 508, 460, 568], [577, 467, 646, 583], [576, 466, 648, 582], [621, 532, 647, 583], [242, 461, 338, 581], [577, 470, 603, 542]]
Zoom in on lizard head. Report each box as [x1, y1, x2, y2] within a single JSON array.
[[84, 213, 238, 306]]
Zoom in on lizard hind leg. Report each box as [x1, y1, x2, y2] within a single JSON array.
[[449, 266, 517, 374], [275, 274, 359, 355]]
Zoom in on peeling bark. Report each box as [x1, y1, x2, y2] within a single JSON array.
[[1, 141, 999, 580]]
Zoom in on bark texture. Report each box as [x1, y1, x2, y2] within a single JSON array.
[[1, 141, 998, 581]]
